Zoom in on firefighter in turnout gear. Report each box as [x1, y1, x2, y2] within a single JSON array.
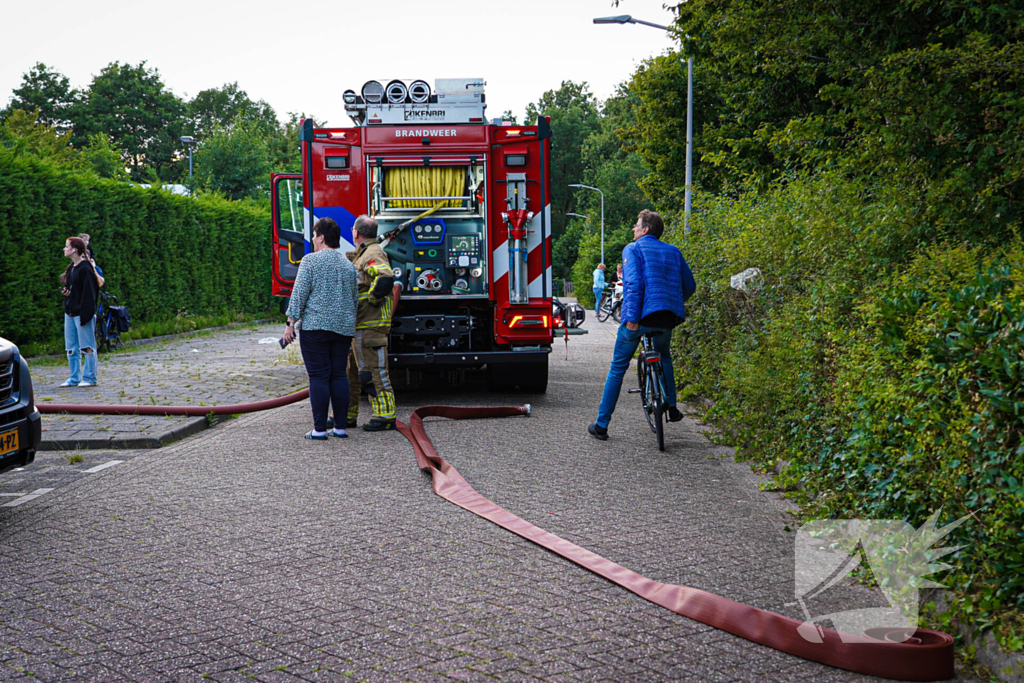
[[346, 215, 397, 431]]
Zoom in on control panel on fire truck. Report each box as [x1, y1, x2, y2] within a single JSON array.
[[447, 235, 480, 268], [373, 160, 488, 298]]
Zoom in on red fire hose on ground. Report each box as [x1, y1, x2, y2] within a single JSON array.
[[36, 389, 311, 416], [37, 397, 954, 680]]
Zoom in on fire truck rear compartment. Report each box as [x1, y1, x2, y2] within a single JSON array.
[[372, 157, 547, 392]]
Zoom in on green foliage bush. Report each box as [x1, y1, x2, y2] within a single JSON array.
[[666, 172, 1023, 645], [0, 146, 273, 349]]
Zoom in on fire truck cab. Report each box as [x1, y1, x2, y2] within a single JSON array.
[[271, 78, 552, 391]]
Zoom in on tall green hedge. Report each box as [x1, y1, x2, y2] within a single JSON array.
[[658, 173, 1023, 648], [0, 147, 273, 348]]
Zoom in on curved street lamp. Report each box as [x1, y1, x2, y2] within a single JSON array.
[[179, 136, 197, 181], [594, 14, 692, 234], [568, 184, 604, 263]]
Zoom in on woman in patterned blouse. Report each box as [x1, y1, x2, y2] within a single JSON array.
[[283, 218, 359, 439]]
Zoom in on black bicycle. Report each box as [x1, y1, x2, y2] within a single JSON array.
[[94, 292, 126, 353], [631, 332, 668, 451]]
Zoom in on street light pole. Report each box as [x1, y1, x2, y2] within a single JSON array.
[[594, 14, 692, 234], [568, 184, 604, 263], [179, 136, 196, 181]]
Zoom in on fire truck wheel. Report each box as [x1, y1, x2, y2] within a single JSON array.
[[487, 364, 513, 391], [488, 360, 548, 393], [519, 359, 548, 393]]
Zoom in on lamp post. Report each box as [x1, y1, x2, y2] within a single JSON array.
[[566, 212, 586, 220], [179, 136, 196, 180], [594, 14, 692, 234], [569, 184, 604, 263]]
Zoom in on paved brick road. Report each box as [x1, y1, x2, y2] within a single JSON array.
[[30, 324, 308, 450], [0, 320, 951, 682]]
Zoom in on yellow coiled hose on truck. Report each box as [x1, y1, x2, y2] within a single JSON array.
[[385, 167, 464, 209]]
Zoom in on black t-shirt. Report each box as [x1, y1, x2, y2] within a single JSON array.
[[640, 310, 683, 328], [64, 260, 98, 323]]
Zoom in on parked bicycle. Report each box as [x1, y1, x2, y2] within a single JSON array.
[[596, 282, 623, 323], [629, 332, 668, 451], [94, 292, 129, 352]]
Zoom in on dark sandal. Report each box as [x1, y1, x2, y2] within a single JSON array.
[[304, 431, 328, 441]]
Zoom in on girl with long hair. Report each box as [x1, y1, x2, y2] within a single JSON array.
[[60, 237, 100, 387]]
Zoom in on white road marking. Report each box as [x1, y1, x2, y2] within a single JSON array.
[[2, 488, 54, 507], [83, 460, 124, 473]]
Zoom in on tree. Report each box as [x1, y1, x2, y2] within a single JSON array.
[[266, 112, 310, 173], [624, 53, 723, 203], [79, 133, 129, 181], [72, 61, 186, 181], [524, 81, 601, 242], [0, 109, 77, 165], [187, 82, 278, 140], [2, 63, 79, 133], [671, 0, 1024, 227], [193, 118, 271, 200]]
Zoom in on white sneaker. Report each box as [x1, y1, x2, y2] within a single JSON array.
[[78, 382, 96, 387], [59, 380, 78, 388]]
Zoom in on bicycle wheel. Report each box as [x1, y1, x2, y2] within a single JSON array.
[[638, 361, 657, 433], [611, 301, 622, 323], [596, 294, 611, 322], [94, 314, 108, 353], [648, 361, 667, 450], [653, 390, 665, 451]]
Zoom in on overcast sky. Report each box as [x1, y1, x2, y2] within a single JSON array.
[[1, 0, 678, 127]]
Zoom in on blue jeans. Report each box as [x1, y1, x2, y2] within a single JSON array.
[[593, 287, 604, 314], [596, 324, 676, 429], [299, 329, 353, 432], [64, 314, 98, 385]]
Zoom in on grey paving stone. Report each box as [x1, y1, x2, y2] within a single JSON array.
[[1, 318, 979, 682]]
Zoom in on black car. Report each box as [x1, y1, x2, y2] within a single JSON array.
[[0, 337, 41, 474]]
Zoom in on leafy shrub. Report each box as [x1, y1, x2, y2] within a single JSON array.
[[661, 171, 1023, 645], [0, 147, 273, 348]]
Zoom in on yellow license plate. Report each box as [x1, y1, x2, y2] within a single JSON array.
[[0, 429, 18, 456]]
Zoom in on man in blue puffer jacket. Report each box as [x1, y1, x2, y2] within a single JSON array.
[[589, 210, 696, 440]]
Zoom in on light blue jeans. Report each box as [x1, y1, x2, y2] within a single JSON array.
[[596, 324, 675, 429], [64, 314, 98, 385], [593, 286, 605, 314]]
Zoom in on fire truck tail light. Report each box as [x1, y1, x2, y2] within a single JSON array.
[[508, 315, 548, 328], [362, 80, 384, 104], [386, 80, 409, 104]]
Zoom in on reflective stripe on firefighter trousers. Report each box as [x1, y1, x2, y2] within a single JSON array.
[[348, 329, 395, 421]]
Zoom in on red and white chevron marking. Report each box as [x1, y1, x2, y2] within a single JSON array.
[[491, 205, 553, 300]]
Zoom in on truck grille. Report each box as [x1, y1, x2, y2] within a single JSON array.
[[0, 361, 13, 405]]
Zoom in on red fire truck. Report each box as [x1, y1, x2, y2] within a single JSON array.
[[271, 78, 553, 391]]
